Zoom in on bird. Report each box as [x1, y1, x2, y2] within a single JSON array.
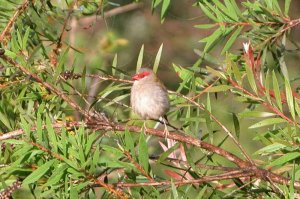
[[130, 67, 170, 136]]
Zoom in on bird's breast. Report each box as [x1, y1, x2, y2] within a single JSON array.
[[131, 81, 170, 119]]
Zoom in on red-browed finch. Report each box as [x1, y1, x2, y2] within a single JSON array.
[[130, 68, 170, 135]]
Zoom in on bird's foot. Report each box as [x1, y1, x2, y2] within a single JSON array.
[[142, 122, 148, 132]]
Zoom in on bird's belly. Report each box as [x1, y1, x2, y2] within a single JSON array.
[[134, 93, 166, 119]]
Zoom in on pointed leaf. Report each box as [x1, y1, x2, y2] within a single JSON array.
[[23, 160, 55, 185], [138, 132, 149, 172], [136, 45, 144, 72], [153, 43, 163, 73], [221, 26, 243, 55], [272, 71, 283, 111], [269, 152, 300, 167], [249, 118, 286, 129], [285, 77, 295, 120]]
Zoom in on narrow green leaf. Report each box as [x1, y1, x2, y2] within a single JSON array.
[[112, 54, 118, 75], [81, 65, 86, 95], [211, 0, 238, 22], [289, 162, 295, 198], [272, 71, 283, 111], [85, 132, 97, 156], [284, 0, 291, 15], [239, 111, 275, 118], [249, 118, 286, 129], [92, 145, 100, 168], [102, 145, 124, 159], [70, 185, 79, 199], [212, 0, 228, 16], [199, 3, 218, 22], [194, 24, 216, 29], [196, 185, 208, 199], [171, 180, 179, 198], [22, 27, 31, 50], [255, 143, 286, 155], [206, 66, 226, 79], [285, 77, 295, 120], [46, 115, 58, 153], [62, 156, 79, 170], [4, 49, 17, 58], [232, 113, 240, 138], [43, 163, 68, 187], [184, 144, 198, 172], [157, 142, 180, 163], [138, 132, 149, 172], [36, 112, 43, 143], [206, 94, 213, 142], [152, 0, 162, 8], [124, 129, 136, 158], [23, 160, 55, 185], [17, 29, 22, 49], [280, 36, 289, 79], [153, 43, 163, 73], [161, 0, 170, 19], [221, 26, 243, 55], [104, 93, 130, 107], [136, 44, 144, 72], [265, 70, 272, 103], [3, 139, 25, 145], [0, 111, 12, 130], [194, 49, 220, 65], [206, 93, 211, 113], [230, 59, 242, 84], [224, 0, 239, 20], [295, 102, 300, 118], [245, 61, 257, 93], [269, 152, 300, 167], [206, 85, 232, 93], [200, 28, 223, 53]]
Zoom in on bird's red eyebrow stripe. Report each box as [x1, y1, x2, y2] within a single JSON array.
[[140, 71, 150, 76], [132, 71, 150, 80]]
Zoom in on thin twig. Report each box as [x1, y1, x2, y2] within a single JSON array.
[[79, 3, 144, 25], [94, 178, 128, 199], [156, 157, 239, 172], [124, 151, 154, 182], [110, 170, 255, 188], [50, 10, 73, 66], [0, 0, 32, 44], [87, 74, 133, 84]]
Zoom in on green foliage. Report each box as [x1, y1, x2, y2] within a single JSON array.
[[0, 0, 300, 198]]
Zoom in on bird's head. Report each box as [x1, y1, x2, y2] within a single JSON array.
[[132, 68, 155, 81]]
